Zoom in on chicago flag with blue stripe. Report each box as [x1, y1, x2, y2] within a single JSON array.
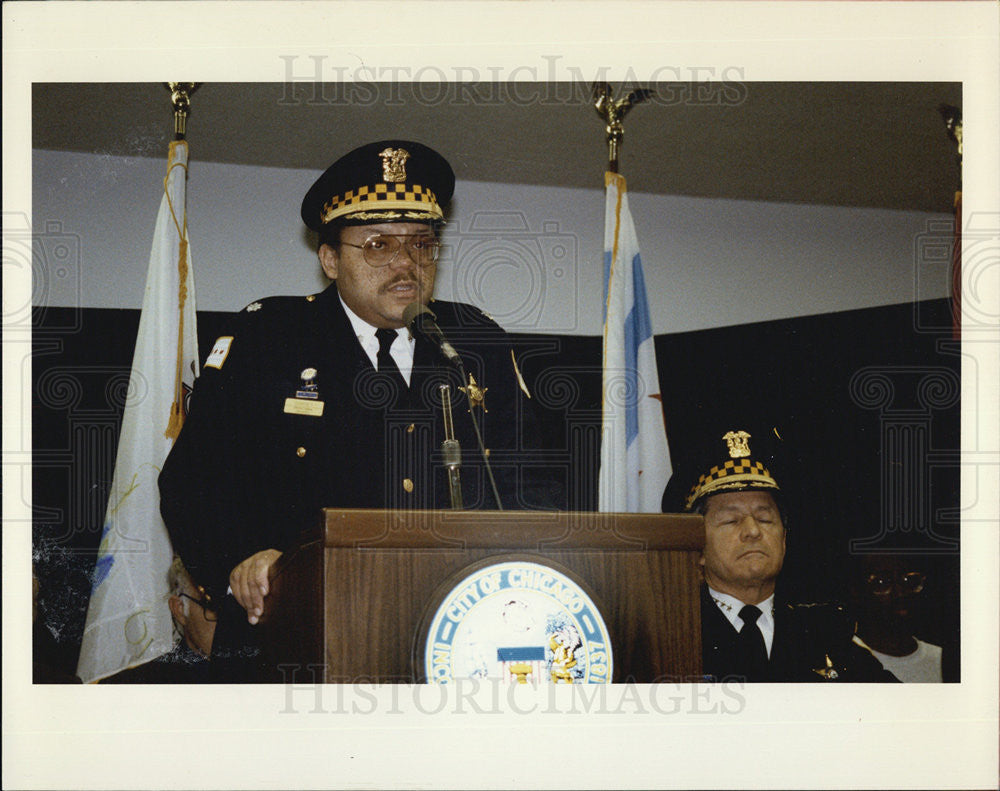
[[599, 172, 671, 512]]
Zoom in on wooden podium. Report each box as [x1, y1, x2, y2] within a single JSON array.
[[259, 509, 705, 683]]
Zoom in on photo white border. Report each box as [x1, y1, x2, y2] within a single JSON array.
[[4, 2, 998, 789]]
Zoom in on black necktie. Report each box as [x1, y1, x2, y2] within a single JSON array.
[[375, 328, 408, 407], [737, 604, 770, 681]]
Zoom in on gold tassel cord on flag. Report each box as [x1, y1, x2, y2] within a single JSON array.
[[600, 171, 626, 416], [163, 141, 190, 441]]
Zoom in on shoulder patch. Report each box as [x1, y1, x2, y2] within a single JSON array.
[[204, 336, 234, 369], [480, 308, 495, 322], [511, 350, 531, 398], [244, 301, 263, 313]]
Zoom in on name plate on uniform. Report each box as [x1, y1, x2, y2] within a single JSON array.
[[283, 397, 324, 417], [423, 560, 613, 685]]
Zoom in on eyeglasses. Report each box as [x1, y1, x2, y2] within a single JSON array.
[[865, 571, 926, 596], [179, 590, 218, 621], [340, 234, 441, 268]]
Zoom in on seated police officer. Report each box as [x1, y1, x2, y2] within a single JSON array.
[[158, 141, 562, 674], [664, 426, 897, 682]]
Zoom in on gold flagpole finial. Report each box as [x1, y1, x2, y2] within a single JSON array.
[[593, 83, 652, 173], [165, 83, 201, 141]]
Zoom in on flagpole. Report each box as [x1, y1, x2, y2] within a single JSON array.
[[938, 104, 962, 341]]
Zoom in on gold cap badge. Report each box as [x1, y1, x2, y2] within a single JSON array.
[[379, 147, 410, 183], [683, 427, 779, 510], [723, 430, 752, 459]]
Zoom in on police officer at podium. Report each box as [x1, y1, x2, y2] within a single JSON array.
[[158, 141, 563, 674], [663, 426, 897, 682]]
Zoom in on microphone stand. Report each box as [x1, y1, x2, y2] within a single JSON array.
[[452, 358, 504, 512], [438, 384, 463, 510], [405, 302, 504, 510]]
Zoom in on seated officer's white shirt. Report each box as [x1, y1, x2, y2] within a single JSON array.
[[341, 295, 415, 384], [707, 587, 776, 657]]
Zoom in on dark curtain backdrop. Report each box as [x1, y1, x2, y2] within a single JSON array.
[[32, 299, 960, 679]]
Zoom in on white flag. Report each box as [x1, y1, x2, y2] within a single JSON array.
[[77, 141, 199, 682], [598, 172, 671, 512]]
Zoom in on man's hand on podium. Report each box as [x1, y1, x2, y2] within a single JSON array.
[[230, 549, 283, 624]]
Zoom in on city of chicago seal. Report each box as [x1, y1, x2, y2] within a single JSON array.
[[424, 560, 613, 684]]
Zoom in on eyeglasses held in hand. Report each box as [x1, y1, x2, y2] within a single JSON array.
[[340, 234, 441, 268], [179, 590, 218, 621]]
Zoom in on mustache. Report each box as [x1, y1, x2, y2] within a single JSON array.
[[382, 275, 420, 289]]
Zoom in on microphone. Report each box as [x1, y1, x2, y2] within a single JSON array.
[[403, 302, 462, 367]]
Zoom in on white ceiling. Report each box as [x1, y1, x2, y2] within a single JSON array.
[[32, 81, 962, 213]]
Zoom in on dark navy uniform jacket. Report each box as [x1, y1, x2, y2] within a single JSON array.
[[700, 586, 899, 682], [159, 284, 564, 599], [100, 643, 212, 684]]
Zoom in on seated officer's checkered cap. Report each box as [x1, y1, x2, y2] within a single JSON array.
[[662, 425, 784, 512]]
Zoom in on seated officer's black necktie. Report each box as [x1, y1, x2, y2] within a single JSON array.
[[375, 327, 409, 407], [737, 604, 770, 681]]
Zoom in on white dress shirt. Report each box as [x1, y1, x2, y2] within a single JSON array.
[[707, 587, 776, 657], [340, 295, 415, 384]]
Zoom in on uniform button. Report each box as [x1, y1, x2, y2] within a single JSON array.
[[296, 447, 307, 457], [406, 423, 415, 433], [402, 478, 414, 492], [306, 294, 316, 302], [484, 448, 491, 458]]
